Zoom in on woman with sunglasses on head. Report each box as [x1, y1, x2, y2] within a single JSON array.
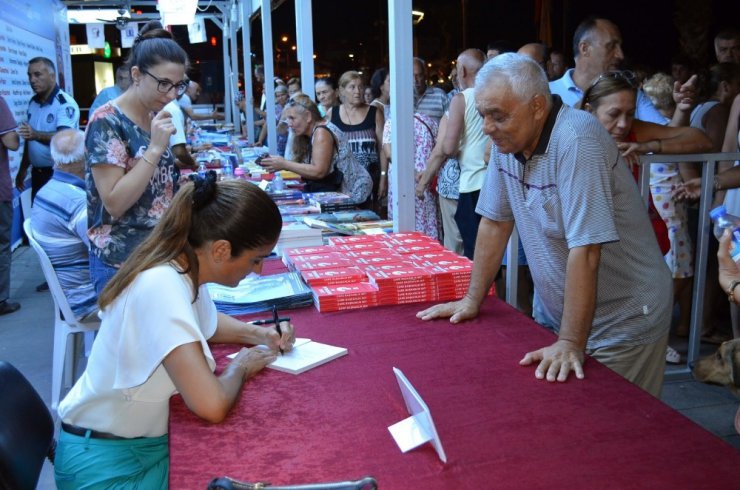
[[55, 175, 295, 489], [581, 70, 711, 362], [260, 94, 371, 202], [85, 21, 190, 294]]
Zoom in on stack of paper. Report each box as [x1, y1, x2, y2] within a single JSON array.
[[229, 338, 348, 375], [208, 271, 314, 315], [274, 223, 324, 255]]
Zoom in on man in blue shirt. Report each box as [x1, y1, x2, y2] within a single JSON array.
[[549, 17, 667, 124], [30, 129, 97, 319], [15, 57, 80, 200], [88, 66, 131, 116]]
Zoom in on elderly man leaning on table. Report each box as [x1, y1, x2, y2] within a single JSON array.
[[418, 53, 672, 397]]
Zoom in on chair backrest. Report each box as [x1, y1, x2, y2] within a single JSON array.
[[0, 361, 54, 490], [23, 219, 79, 324]]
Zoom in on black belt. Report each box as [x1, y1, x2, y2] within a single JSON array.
[[62, 422, 137, 440]]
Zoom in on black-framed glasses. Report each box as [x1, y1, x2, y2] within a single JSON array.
[[141, 69, 189, 96], [582, 70, 637, 106]]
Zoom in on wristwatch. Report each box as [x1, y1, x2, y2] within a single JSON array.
[[728, 279, 740, 304]]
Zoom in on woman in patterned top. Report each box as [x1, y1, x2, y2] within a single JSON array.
[[86, 21, 189, 293], [329, 71, 386, 210]]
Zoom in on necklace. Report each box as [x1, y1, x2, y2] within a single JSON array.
[[343, 104, 360, 126]]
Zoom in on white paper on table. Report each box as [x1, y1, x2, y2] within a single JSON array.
[[227, 338, 347, 375], [227, 338, 311, 359]]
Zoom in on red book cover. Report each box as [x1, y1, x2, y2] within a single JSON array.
[[300, 267, 367, 286], [292, 257, 354, 271]]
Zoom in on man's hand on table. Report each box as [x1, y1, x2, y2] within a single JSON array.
[[416, 295, 480, 324], [519, 339, 585, 382]]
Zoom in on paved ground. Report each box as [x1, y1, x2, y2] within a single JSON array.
[[1, 244, 738, 489]]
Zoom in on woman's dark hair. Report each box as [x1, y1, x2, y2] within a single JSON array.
[[370, 68, 389, 99], [579, 70, 637, 110], [124, 20, 188, 75], [98, 178, 282, 307]]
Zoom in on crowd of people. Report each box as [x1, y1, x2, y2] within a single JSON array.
[[0, 13, 738, 488]]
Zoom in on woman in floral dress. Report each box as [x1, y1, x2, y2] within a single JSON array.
[[86, 22, 189, 293], [382, 112, 440, 239]]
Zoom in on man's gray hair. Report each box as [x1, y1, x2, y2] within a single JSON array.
[[50, 129, 85, 166], [475, 53, 551, 105]]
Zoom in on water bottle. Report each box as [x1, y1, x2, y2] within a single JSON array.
[[222, 159, 234, 180], [273, 171, 285, 191], [231, 137, 244, 166], [197, 161, 207, 179], [709, 205, 740, 262]]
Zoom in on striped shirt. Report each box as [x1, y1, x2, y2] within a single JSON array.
[[414, 87, 448, 124], [31, 170, 97, 318], [476, 97, 671, 349]]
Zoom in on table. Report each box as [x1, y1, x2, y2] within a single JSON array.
[[169, 298, 740, 489]]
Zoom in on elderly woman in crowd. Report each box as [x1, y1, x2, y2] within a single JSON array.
[[314, 78, 338, 118], [329, 71, 386, 209], [85, 21, 188, 293], [261, 94, 358, 192], [55, 176, 295, 488], [581, 70, 712, 362]]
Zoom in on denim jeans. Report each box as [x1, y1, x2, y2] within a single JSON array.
[[89, 252, 119, 296]]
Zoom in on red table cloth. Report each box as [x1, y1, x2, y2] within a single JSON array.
[[169, 297, 740, 489]]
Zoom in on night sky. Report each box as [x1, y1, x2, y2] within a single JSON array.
[[69, 0, 739, 102]]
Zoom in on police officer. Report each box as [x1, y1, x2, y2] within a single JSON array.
[[15, 57, 80, 200]]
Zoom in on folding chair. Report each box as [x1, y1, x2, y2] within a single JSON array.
[[23, 219, 100, 411]]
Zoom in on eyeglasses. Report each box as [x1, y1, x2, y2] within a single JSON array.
[[582, 70, 636, 106], [141, 69, 190, 96]]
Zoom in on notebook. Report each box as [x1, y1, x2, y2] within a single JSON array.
[[228, 338, 347, 375]]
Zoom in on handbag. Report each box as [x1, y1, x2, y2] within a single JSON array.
[[206, 475, 378, 490]]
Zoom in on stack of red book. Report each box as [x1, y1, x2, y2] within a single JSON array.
[[312, 283, 379, 312], [366, 265, 437, 305], [282, 232, 493, 312]]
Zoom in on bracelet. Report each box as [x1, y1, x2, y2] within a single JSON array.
[[141, 154, 157, 168], [380, 170, 387, 176], [728, 280, 740, 304], [655, 139, 662, 153], [714, 175, 722, 192]]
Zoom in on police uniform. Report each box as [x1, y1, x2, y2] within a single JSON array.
[[26, 85, 80, 196]]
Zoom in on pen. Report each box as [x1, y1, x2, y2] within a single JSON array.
[[273, 305, 285, 355], [250, 317, 291, 325]]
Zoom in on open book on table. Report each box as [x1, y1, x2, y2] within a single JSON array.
[[228, 338, 347, 375]]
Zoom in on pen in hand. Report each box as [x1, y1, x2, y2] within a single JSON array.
[[272, 305, 284, 355]]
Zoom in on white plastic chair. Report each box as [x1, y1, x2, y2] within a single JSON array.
[[23, 219, 100, 411]]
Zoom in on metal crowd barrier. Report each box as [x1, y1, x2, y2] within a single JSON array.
[[504, 151, 740, 381]]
